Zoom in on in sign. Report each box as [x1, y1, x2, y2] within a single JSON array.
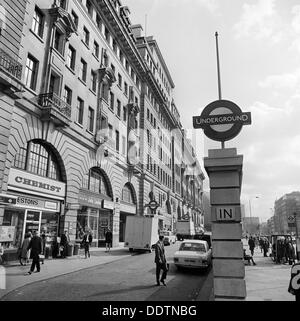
[[216, 207, 235, 221]]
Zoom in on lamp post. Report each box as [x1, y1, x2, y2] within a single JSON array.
[[249, 196, 259, 235]]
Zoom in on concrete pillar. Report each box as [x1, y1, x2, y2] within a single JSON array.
[[204, 148, 246, 301]]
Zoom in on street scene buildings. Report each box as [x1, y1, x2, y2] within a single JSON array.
[[0, 0, 204, 261], [0, 0, 299, 305]]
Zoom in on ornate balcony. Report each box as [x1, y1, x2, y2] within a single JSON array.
[[38, 92, 71, 127]]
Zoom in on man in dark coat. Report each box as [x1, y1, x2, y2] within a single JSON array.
[[248, 236, 255, 256], [60, 230, 70, 258], [26, 231, 42, 275], [155, 235, 168, 286], [82, 230, 93, 258], [105, 228, 112, 252]]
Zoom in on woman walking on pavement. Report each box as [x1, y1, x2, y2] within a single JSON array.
[[19, 232, 32, 266]]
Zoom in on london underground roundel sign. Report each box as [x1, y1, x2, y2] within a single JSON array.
[[193, 100, 251, 142]]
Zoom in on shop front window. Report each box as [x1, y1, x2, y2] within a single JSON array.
[[76, 207, 98, 241], [2, 209, 25, 249]]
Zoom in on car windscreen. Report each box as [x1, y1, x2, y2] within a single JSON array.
[[179, 243, 206, 252]]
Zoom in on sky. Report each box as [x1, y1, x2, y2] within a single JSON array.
[[124, 0, 300, 223]]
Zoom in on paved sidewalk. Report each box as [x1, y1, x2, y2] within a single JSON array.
[[244, 245, 295, 301], [0, 245, 130, 300], [207, 240, 296, 301]]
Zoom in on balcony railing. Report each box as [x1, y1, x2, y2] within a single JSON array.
[[39, 92, 71, 126], [0, 48, 22, 80]]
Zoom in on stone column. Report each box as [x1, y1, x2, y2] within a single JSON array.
[[204, 148, 246, 301]]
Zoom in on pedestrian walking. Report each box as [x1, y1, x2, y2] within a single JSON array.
[[19, 232, 32, 266], [286, 240, 296, 265], [248, 236, 255, 256], [154, 235, 168, 286], [259, 238, 264, 253], [263, 238, 269, 257], [25, 231, 42, 275], [60, 230, 70, 258], [82, 230, 93, 258], [105, 228, 112, 252], [243, 249, 256, 265]]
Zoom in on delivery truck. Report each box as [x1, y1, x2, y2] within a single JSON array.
[[124, 215, 159, 252], [175, 220, 195, 241]]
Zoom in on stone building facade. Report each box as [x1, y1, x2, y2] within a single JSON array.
[[0, 0, 204, 259]]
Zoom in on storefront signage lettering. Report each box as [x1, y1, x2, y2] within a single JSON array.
[[15, 176, 62, 192], [8, 168, 66, 198], [10, 194, 60, 212]]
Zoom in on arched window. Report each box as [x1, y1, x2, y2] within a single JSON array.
[[82, 168, 111, 197], [88, 168, 110, 196], [121, 184, 135, 204], [13, 140, 62, 181]]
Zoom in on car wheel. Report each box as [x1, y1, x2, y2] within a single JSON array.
[[176, 265, 182, 271], [129, 248, 133, 253]]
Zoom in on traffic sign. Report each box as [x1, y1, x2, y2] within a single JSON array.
[[193, 100, 251, 142], [0, 194, 17, 205], [288, 215, 296, 227]]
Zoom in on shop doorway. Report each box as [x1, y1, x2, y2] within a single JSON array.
[[23, 210, 41, 241]]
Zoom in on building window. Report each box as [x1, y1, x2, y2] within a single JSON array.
[[124, 82, 128, 96], [77, 97, 84, 125], [122, 184, 135, 203], [66, 45, 76, 70], [108, 124, 113, 138], [91, 70, 97, 92], [88, 107, 95, 132], [53, 28, 64, 55], [104, 26, 109, 42], [117, 100, 121, 117], [118, 73, 122, 88], [115, 130, 119, 152], [83, 26, 90, 46], [86, 0, 93, 16], [96, 13, 102, 30], [109, 91, 114, 110], [25, 54, 39, 90], [80, 58, 87, 82], [32, 7, 44, 38], [93, 41, 99, 58], [14, 141, 62, 180], [63, 86, 72, 105], [112, 39, 117, 53], [123, 106, 127, 122], [88, 168, 110, 196], [71, 10, 78, 30]]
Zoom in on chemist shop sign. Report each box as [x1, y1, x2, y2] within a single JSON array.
[[193, 100, 251, 142], [8, 168, 66, 199]]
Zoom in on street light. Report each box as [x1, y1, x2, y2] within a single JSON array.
[[249, 196, 259, 235]]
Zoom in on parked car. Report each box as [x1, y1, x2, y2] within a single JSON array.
[[173, 239, 212, 270], [162, 231, 176, 245]]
